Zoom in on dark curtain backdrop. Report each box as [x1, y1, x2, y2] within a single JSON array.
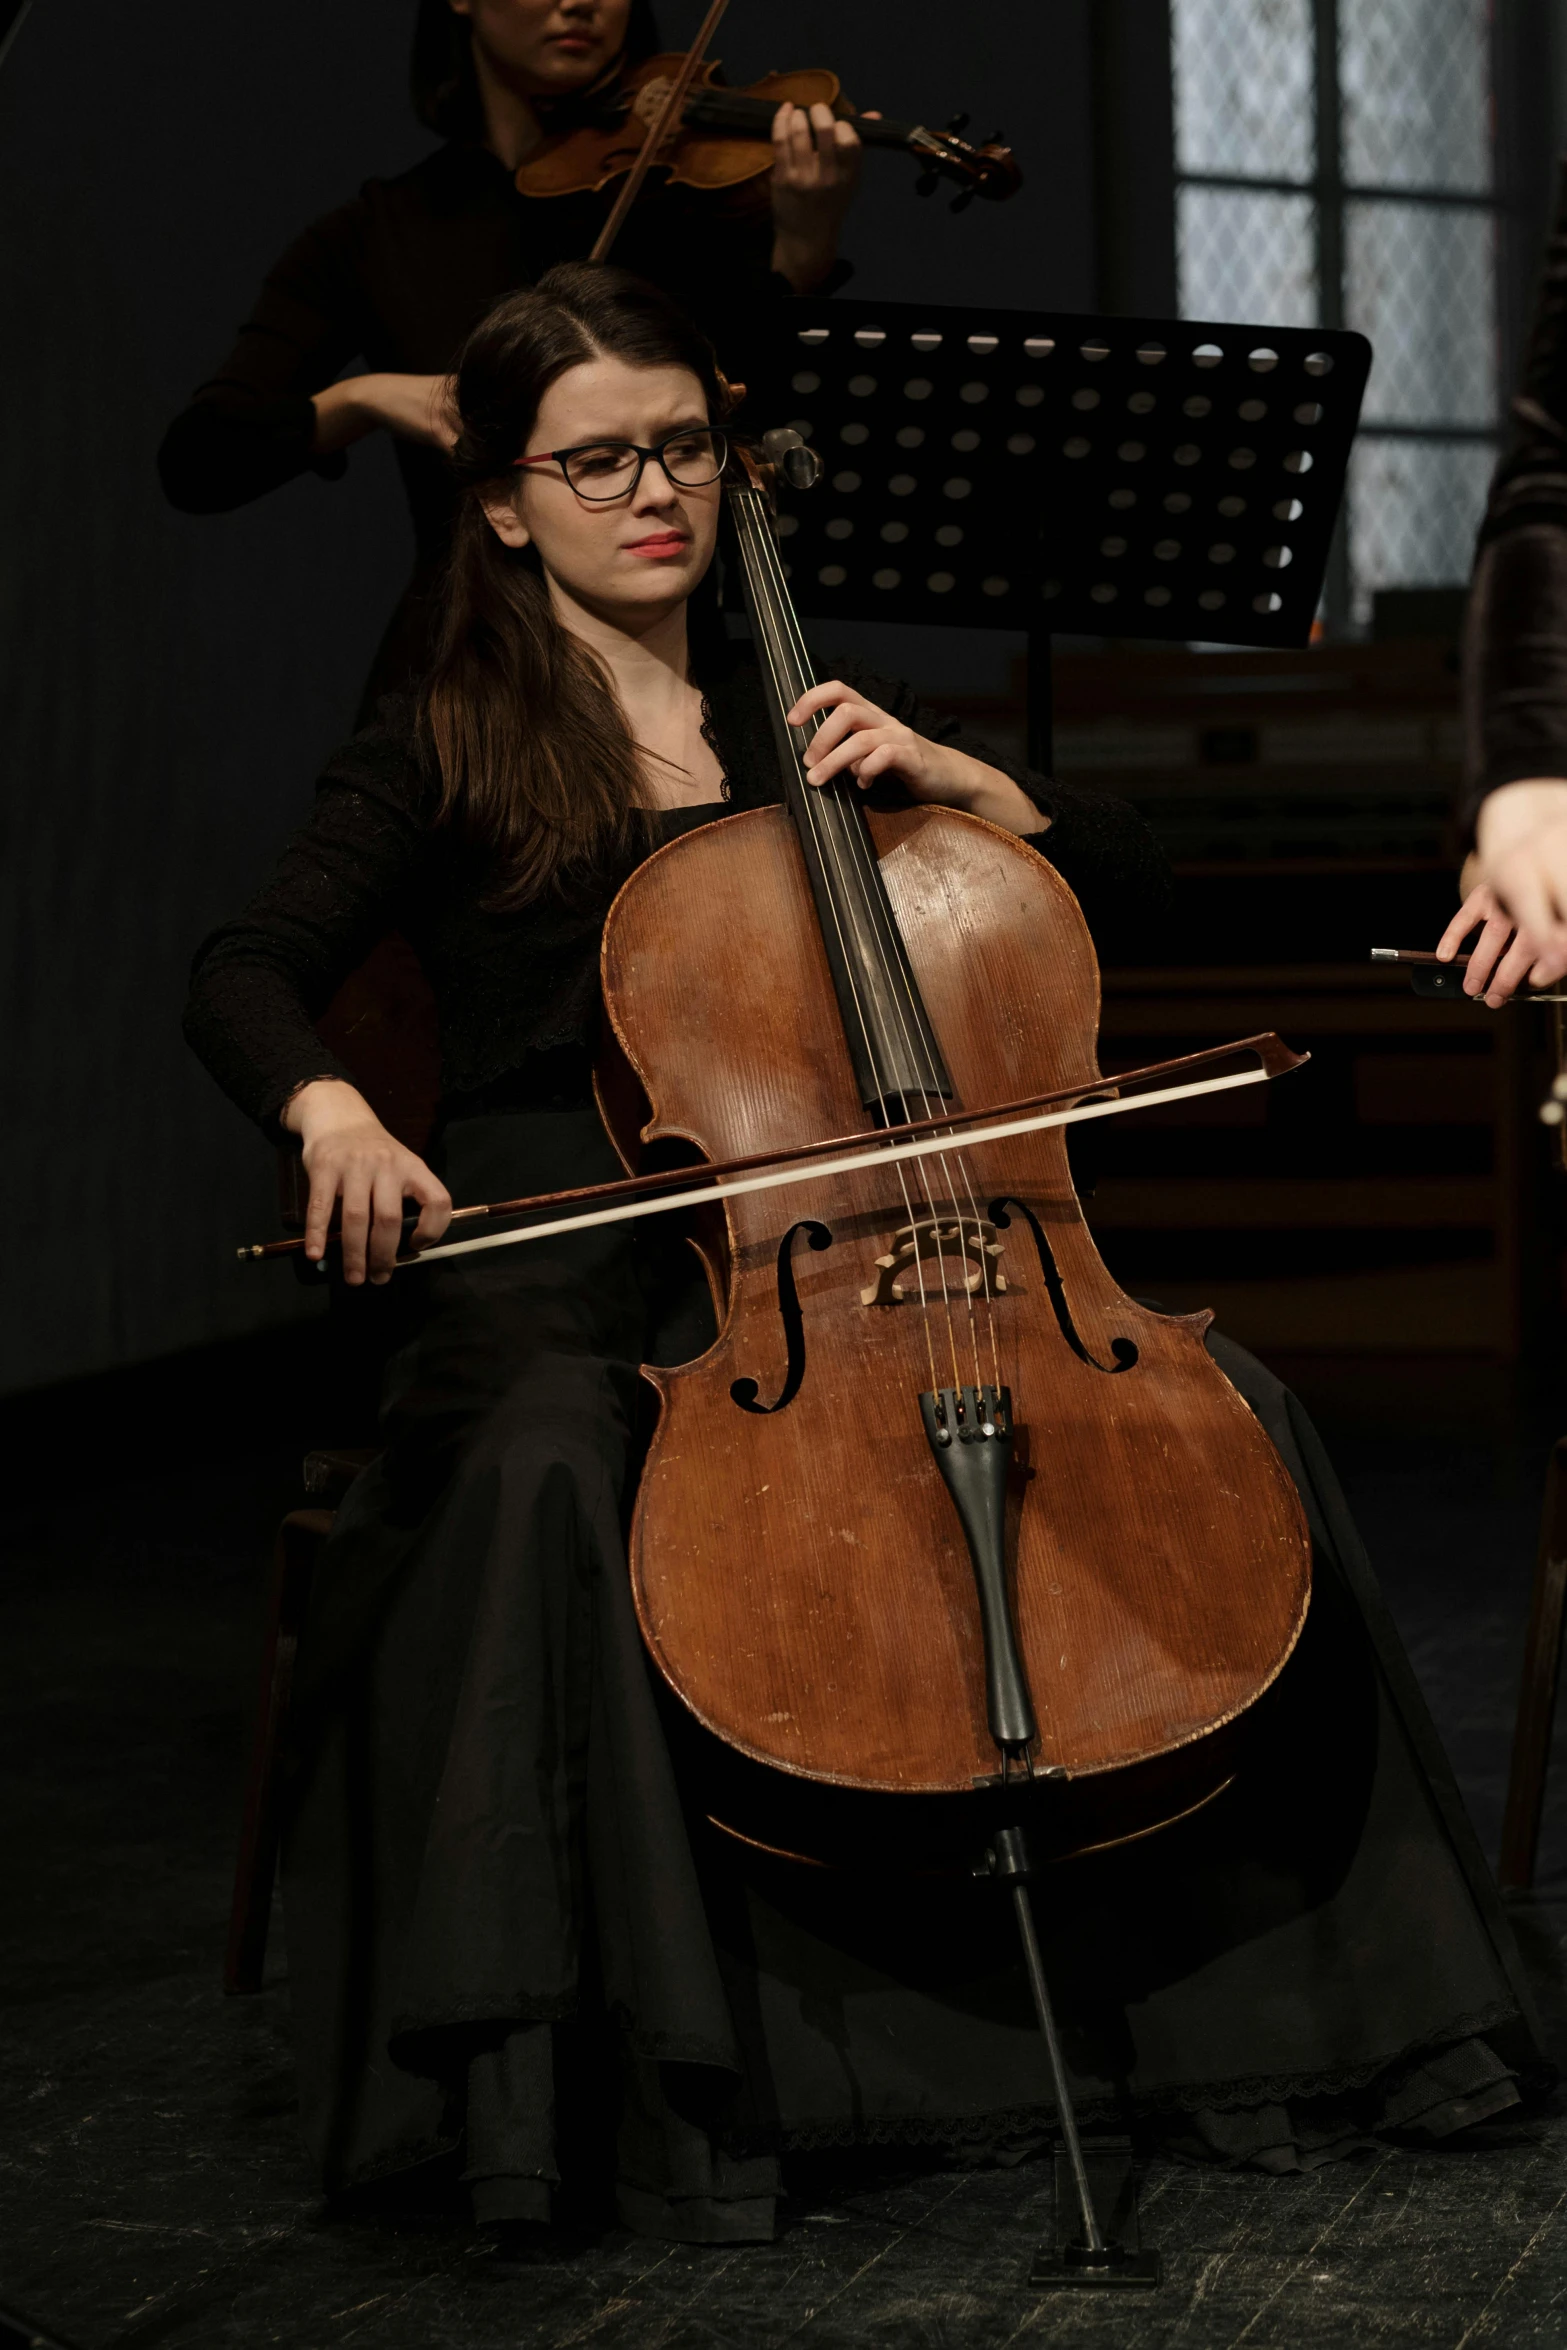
[[0, 0, 1094, 1396]]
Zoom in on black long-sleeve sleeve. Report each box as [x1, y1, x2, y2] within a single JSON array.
[[158, 203, 367, 513], [184, 707, 433, 1134], [1461, 159, 1567, 831]]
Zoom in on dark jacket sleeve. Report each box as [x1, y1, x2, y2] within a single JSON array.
[[157, 198, 369, 513], [1461, 158, 1567, 832], [846, 662, 1173, 962], [183, 703, 432, 1134]]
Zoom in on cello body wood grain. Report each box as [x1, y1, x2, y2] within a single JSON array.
[[599, 798, 1311, 1862]]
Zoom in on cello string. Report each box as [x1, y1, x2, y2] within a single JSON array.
[[746, 498, 978, 1394], [755, 503, 990, 1396], [738, 493, 969, 1393], [732, 491, 951, 1393], [765, 595, 1000, 1398], [735, 493, 952, 1386]]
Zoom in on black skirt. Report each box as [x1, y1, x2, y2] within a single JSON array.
[[278, 1110, 1548, 2239]]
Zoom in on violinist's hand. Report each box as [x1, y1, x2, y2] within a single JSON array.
[[787, 681, 1045, 837], [769, 101, 867, 295], [1434, 878, 1541, 1007], [283, 1078, 452, 1286], [310, 372, 458, 457], [1467, 778, 1567, 989]]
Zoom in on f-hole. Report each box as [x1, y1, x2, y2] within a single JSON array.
[[989, 1197, 1138, 1375], [730, 1221, 834, 1414]]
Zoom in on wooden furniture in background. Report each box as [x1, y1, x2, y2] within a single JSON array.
[[1091, 960, 1531, 1356], [933, 634, 1551, 1359]]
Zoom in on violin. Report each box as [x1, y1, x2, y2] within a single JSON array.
[[514, 52, 1022, 211]]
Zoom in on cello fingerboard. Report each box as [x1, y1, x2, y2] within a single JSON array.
[[728, 482, 952, 1116]]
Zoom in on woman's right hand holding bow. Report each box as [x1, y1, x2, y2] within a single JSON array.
[[284, 1079, 452, 1284]]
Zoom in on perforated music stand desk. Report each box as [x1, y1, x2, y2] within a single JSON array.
[[751, 299, 1370, 761]]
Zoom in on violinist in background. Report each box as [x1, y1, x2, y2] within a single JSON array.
[[157, 0, 864, 715], [1438, 162, 1567, 1003], [184, 264, 1543, 2249]]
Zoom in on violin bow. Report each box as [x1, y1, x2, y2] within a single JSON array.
[[1373, 948, 1567, 1148], [239, 1033, 1308, 1269], [589, 0, 730, 264]]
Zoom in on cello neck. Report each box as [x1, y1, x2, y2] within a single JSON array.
[[724, 478, 951, 1113]]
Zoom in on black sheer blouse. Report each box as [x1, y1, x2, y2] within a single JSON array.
[[184, 645, 1171, 1138]]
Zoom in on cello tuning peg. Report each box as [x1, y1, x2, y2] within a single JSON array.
[[914, 171, 939, 197], [761, 426, 823, 490], [945, 111, 970, 134]]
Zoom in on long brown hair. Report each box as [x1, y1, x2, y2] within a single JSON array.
[[421, 262, 726, 909]]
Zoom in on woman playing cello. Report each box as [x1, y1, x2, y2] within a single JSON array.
[[186, 265, 1543, 2245]]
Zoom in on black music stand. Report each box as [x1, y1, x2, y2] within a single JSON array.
[[751, 299, 1369, 765]]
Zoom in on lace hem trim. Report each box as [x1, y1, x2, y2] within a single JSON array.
[[742, 2006, 1527, 2156]]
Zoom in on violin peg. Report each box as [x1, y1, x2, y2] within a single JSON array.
[[915, 172, 939, 197], [946, 111, 970, 133], [949, 188, 976, 214]]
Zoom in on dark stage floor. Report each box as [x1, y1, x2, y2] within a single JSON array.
[[4, 1334, 1567, 2349]]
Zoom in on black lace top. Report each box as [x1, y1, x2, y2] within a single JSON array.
[[184, 643, 1171, 1137]]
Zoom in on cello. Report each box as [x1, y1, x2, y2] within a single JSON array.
[[592, 439, 1310, 2279], [587, 440, 1312, 1833]]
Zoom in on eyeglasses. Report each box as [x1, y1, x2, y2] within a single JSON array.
[[512, 426, 728, 502]]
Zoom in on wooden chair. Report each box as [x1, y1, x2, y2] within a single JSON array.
[[224, 935, 441, 1996], [1498, 1438, 1567, 1891]]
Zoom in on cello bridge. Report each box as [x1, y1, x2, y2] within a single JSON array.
[[860, 1219, 1008, 1308]]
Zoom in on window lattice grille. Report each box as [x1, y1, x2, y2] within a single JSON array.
[[1172, 0, 1500, 622], [1178, 188, 1319, 330], [1173, 0, 1315, 179], [1346, 198, 1497, 427], [1340, 0, 1491, 192]]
